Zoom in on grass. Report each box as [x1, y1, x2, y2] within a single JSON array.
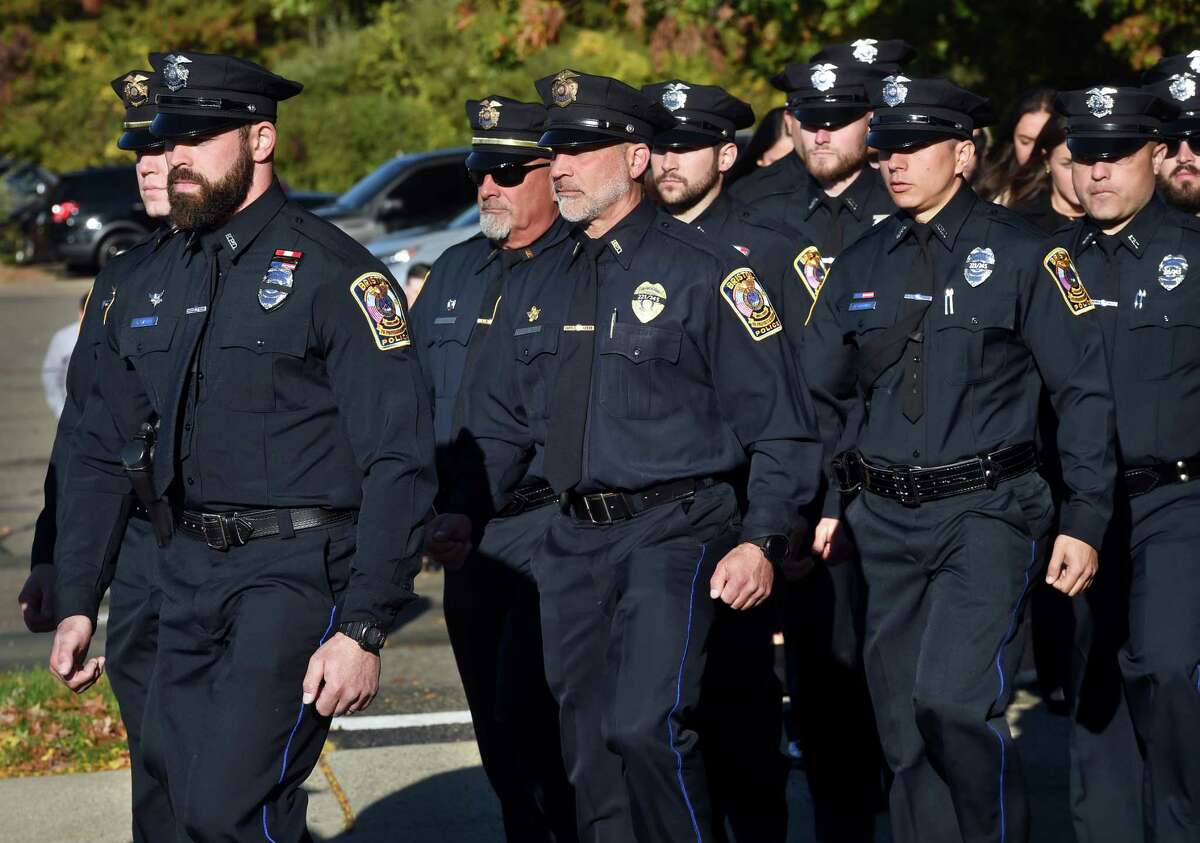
[[0, 668, 128, 778]]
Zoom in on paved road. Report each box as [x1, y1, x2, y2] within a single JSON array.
[[0, 265, 1078, 841]]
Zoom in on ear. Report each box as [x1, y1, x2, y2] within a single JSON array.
[[717, 141, 738, 174], [249, 121, 276, 163], [628, 143, 651, 180], [1150, 141, 1169, 174], [953, 138, 975, 177]]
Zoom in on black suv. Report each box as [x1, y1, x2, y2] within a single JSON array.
[[45, 166, 156, 270]]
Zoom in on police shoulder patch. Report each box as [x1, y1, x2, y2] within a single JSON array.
[[794, 245, 827, 302], [1041, 247, 1094, 316], [719, 267, 782, 340], [349, 271, 411, 350]]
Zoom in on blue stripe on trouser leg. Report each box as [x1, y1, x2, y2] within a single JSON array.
[[667, 543, 707, 843], [262, 604, 338, 842]]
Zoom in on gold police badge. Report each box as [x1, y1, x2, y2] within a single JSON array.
[[551, 70, 580, 108], [478, 99, 502, 130], [1042, 247, 1094, 316], [720, 268, 782, 340], [632, 282, 667, 323], [123, 73, 150, 107]]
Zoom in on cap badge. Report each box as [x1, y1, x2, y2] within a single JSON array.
[[661, 82, 690, 112], [632, 281, 667, 323], [851, 38, 879, 63], [1190, 50, 1200, 74], [478, 99, 502, 130], [551, 70, 580, 108], [162, 54, 192, 92], [123, 73, 149, 107], [1085, 87, 1118, 119], [1158, 254, 1187, 291], [882, 75, 910, 107], [811, 64, 838, 92], [1168, 73, 1196, 103], [964, 246, 996, 287]]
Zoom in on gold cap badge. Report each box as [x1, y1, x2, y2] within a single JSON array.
[[551, 70, 580, 108]]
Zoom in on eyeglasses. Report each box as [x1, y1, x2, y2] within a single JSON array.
[[469, 163, 551, 188]]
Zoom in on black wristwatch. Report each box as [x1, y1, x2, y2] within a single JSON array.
[[337, 621, 387, 654], [745, 534, 790, 565]]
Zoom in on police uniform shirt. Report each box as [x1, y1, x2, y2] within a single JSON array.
[[805, 183, 1116, 548], [462, 199, 823, 539], [1065, 194, 1200, 466], [728, 148, 808, 204]]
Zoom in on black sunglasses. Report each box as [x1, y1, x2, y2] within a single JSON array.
[[469, 162, 550, 188]]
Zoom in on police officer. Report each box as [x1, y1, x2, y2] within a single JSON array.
[[1058, 84, 1200, 843], [30, 67, 177, 843], [52, 51, 436, 842], [413, 95, 577, 842], [457, 69, 822, 842], [1144, 52, 1200, 214], [805, 77, 1116, 843]]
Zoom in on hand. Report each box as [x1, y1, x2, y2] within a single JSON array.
[[811, 518, 841, 562], [709, 542, 774, 610], [49, 615, 104, 693], [302, 632, 381, 717], [19, 564, 57, 633], [1045, 534, 1099, 597], [425, 513, 473, 570]]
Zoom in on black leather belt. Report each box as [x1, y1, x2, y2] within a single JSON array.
[[564, 477, 717, 525], [833, 443, 1038, 506], [496, 479, 559, 518], [178, 507, 353, 551], [1123, 456, 1199, 497]]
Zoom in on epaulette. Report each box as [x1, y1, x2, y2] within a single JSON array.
[[979, 201, 1048, 238], [285, 203, 378, 267]]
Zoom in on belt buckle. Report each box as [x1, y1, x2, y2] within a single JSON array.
[[200, 512, 250, 551], [1177, 460, 1192, 483], [890, 465, 922, 507], [978, 452, 1000, 490], [583, 493, 615, 525]]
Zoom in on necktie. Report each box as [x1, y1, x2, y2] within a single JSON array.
[[824, 195, 846, 255], [543, 238, 600, 492], [901, 225, 934, 423]]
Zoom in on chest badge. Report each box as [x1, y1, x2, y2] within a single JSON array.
[[259, 249, 303, 311], [632, 282, 667, 323], [1158, 254, 1187, 291], [963, 246, 995, 287], [795, 246, 827, 302]]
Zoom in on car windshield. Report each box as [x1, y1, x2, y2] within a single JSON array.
[[334, 157, 411, 210]]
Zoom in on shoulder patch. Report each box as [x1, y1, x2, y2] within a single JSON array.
[[719, 267, 782, 341], [349, 271, 411, 350], [1042, 247, 1094, 316], [794, 245, 827, 302]]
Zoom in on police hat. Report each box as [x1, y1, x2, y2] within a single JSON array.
[[465, 95, 552, 171], [640, 80, 755, 148], [1055, 86, 1178, 161], [148, 51, 302, 140], [771, 38, 915, 127], [866, 77, 992, 150], [111, 69, 163, 152], [535, 69, 676, 149], [1141, 52, 1200, 140]]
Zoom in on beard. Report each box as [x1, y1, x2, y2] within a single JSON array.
[[168, 140, 255, 231], [479, 200, 513, 241], [654, 156, 720, 216], [1158, 165, 1200, 214], [805, 145, 867, 185], [555, 170, 631, 224]]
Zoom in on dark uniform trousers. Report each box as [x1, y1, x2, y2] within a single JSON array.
[[443, 502, 578, 842], [141, 519, 354, 843], [846, 471, 1056, 843]]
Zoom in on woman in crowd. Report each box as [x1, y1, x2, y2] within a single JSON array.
[[1007, 113, 1086, 232], [977, 87, 1056, 202]]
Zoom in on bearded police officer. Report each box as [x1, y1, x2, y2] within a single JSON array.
[[52, 51, 436, 842], [414, 95, 577, 843], [1058, 84, 1200, 843], [805, 77, 1116, 843], [1144, 52, 1200, 215], [457, 69, 822, 842]]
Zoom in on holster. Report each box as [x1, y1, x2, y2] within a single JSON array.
[[120, 421, 173, 547]]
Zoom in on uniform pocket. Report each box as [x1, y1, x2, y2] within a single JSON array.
[[214, 320, 310, 412], [598, 323, 682, 419], [513, 325, 560, 419], [934, 297, 1016, 385], [1126, 296, 1200, 381]]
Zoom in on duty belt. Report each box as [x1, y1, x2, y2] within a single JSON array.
[[563, 477, 717, 525], [496, 479, 559, 518], [1122, 456, 1199, 498], [178, 506, 353, 551], [833, 443, 1038, 506]]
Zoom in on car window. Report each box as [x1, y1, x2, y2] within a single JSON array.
[[382, 161, 475, 230], [53, 169, 137, 205], [336, 158, 407, 209]]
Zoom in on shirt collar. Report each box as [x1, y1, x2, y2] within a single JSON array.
[[198, 179, 288, 264], [1078, 193, 1166, 258], [803, 165, 877, 221], [693, 190, 733, 234], [573, 198, 657, 271], [475, 214, 574, 274], [887, 180, 977, 253]]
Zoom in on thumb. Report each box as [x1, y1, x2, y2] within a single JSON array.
[[709, 560, 728, 600], [301, 652, 324, 705], [1045, 550, 1064, 584], [51, 634, 76, 677]]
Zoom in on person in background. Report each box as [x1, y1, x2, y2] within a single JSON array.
[[727, 106, 792, 184], [1007, 114, 1086, 232], [40, 293, 86, 419], [404, 261, 431, 305], [1143, 51, 1200, 215], [977, 87, 1057, 202]]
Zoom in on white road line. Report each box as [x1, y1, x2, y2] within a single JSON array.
[[329, 710, 474, 731]]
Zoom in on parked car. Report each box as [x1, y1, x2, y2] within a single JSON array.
[[368, 204, 481, 281], [285, 189, 339, 210], [44, 166, 156, 270], [313, 148, 475, 245], [0, 160, 58, 264]]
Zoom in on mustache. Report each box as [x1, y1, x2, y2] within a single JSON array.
[[169, 167, 207, 186], [1171, 164, 1200, 178], [480, 199, 511, 212]]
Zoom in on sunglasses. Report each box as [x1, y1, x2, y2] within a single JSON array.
[[469, 162, 550, 188]]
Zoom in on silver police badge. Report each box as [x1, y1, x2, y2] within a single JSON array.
[[661, 82, 689, 112], [161, 54, 192, 92], [882, 75, 910, 107], [851, 38, 879, 63], [810, 64, 838, 92], [964, 247, 996, 287], [1158, 254, 1187, 291], [478, 99, 502, 130], [1085, 87, 1117, 119], [1190, 50, 1200, 74], [1168, 73, 1197, 103]]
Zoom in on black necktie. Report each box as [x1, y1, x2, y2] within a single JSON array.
[[824, 195, 846, 255], [901, 225, 934, 423], [1097, 233, 1120, 263], [543, 238, 600, 492]]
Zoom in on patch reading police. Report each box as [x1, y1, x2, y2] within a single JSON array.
[[123, 73, 149, 107], [551, 70, 580, 108], [350, 272, 410, 350], [259, 249, 302, 310], [1158, 254, 1187, 291], [795, 246, 827, 301], [963, 246, 995, 287], [161, 54, 191, 92], [661, 82, 689, 112], [1042, 248, 1095, 316], [478, 99, 502, 130], [632, 282, 667, 323], [719, 268, 781, 340]]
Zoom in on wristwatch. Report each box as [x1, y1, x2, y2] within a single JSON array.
[[337, 621, 387, 654], [745, 534, 790, 565]]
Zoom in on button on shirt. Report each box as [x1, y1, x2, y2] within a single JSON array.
[[804, 183, 1116, 549]]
